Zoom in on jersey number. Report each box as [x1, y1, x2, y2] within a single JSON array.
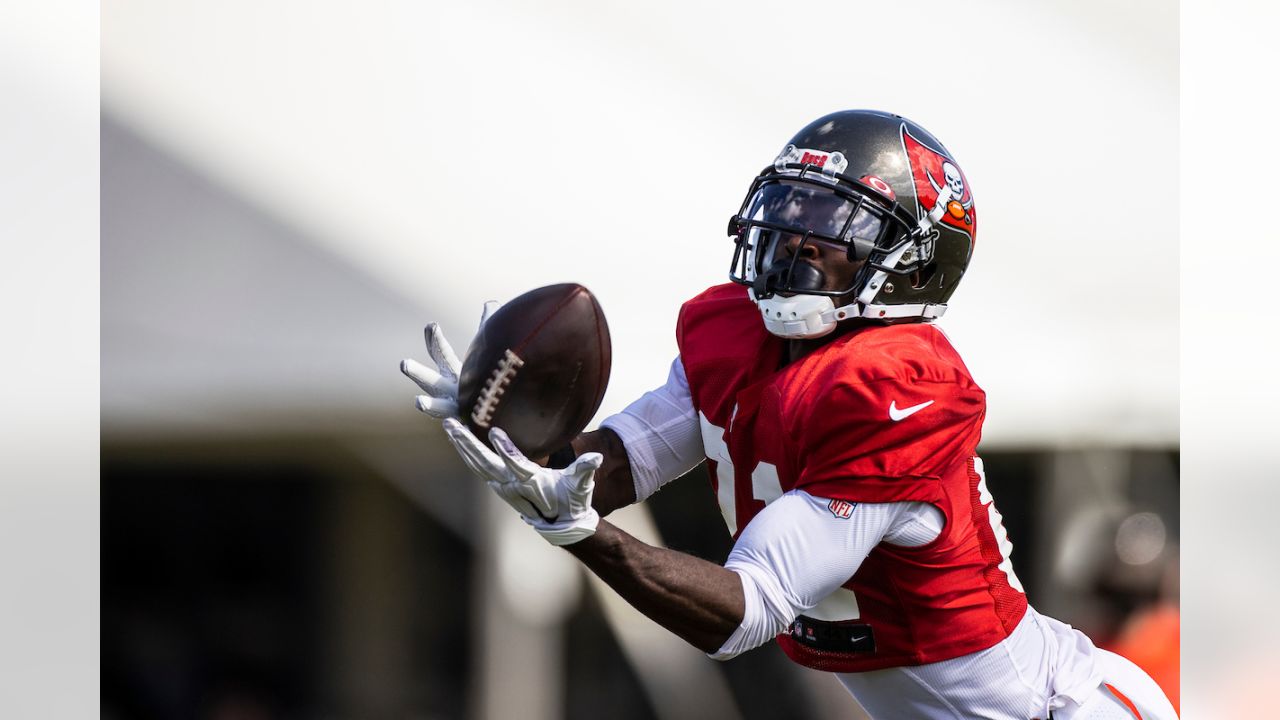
[[699, 410, 861, 619], [699, 410, 782, 535]]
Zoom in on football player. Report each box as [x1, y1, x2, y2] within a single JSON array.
[[402, 110, 1178, 719]]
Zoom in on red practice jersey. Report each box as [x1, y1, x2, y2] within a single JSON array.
[[676, 284, 1028, 673]]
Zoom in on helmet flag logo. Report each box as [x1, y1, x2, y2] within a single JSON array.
[[903, 127, 976, 237]]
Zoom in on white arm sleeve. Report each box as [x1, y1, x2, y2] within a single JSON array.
[[709, 492, 943, 660], [599, 356, 704, 503]]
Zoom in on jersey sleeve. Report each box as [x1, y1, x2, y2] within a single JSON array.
[[599, 356, 704, 502], [710, 491, 912, 660], [794, 368, 984, 503]]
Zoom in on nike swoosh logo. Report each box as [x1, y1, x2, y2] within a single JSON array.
[[888, 400, 934, 421]]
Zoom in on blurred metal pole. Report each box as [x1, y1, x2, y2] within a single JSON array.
[[329, 474, 414, 717], [471, 493, 582, 720]]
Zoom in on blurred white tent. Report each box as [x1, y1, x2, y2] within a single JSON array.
[[101, 116, 427, 437]]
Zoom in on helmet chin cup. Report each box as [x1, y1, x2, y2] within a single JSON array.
[[748, 289, 838, 339]]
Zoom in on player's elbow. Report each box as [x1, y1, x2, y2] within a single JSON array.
[[707, 643, 748, 661], [705, 566, 796, 661]]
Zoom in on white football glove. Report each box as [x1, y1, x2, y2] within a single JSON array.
[[401, 301, 499, 419], [442, 419, 602, 546]]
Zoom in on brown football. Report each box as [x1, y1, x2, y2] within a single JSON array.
[[457, 283, 612, 458]]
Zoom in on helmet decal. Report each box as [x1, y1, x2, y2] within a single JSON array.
[[858, 174, 896, 201], [902, 126, 976, 238], [774, 144, 849, 175]]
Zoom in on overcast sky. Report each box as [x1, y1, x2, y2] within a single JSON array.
[[99, 0, 1177, 446]]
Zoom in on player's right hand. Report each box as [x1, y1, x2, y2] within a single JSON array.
[[442, 419, 602, 546], [401, 302, 498, 418]]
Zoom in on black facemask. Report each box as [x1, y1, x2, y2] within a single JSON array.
[[752, 255, 826, 299]]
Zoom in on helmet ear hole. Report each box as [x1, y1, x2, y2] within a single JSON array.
[[847, 236, 877, 263], [910, 264, 937, 290]]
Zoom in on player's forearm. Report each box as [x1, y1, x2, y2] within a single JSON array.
[[566, 519, 744, 653], [570, 428, 637, 516]]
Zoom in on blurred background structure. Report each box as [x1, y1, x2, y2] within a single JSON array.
[[100, 1, 1178, 718]]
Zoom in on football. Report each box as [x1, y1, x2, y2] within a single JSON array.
[[457, 283, 612, 459]]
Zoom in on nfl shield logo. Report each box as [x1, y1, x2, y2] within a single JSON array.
[[828, 499, 855, 519]]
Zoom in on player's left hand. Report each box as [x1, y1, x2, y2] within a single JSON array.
[[442, 418, 601, 546], [401, 301, 500, 419]]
